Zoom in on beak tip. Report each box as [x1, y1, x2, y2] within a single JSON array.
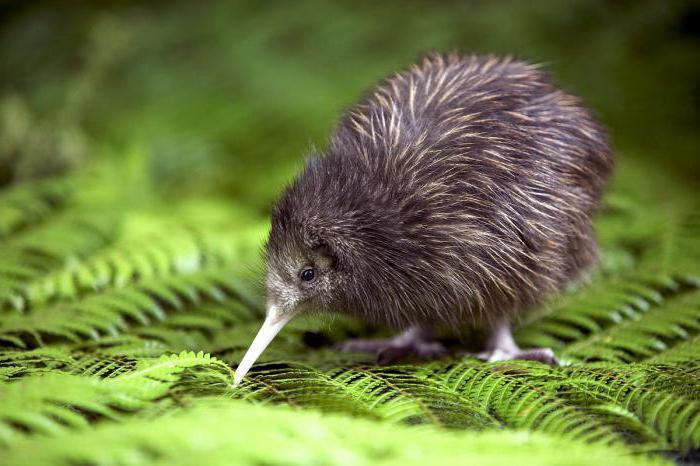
[[231, 307, 292, 390], [232, 370, 245, 387]]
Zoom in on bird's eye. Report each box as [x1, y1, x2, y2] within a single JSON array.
[[300, 268, 315, 282]]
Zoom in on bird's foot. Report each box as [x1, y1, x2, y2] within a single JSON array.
[[337, 327, 447, 365], [477, 318, 559, 364], [473, 347, 559, 364]]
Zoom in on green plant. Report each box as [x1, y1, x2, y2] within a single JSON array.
[[0, 153, 697, 466], [1, 1, 699, 464]]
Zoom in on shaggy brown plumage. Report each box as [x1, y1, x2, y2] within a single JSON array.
[[234, 53, 614, 384]]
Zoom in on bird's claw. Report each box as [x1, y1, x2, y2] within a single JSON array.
[[472, 347, 559, 365]]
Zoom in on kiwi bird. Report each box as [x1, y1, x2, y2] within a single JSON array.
[[233, 53, 613, 385]]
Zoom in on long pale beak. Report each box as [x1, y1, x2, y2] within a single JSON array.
[[233, 305, 292, 386]]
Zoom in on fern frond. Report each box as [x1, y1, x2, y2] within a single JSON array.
[[559, 363, 700, 452], [0, 212, 120, 311], [517, 275, 699, 357], [0, 177, 72, 238], [18, 226, 259, 308], [239, 361, 500, 429], [0, 373, 121, 445], [420, 360, 623, 443], [0, 268, 255, 348], [0, 142, 698, 464], [559, 289, 700, 362], [1, 399, 671, 466], [0, 351, 232, 446], [648, 335, 700, 363], [0, 346, 77, 380]]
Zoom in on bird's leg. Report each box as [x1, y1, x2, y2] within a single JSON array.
[[476, 318, 558, 364], [337, 326, 447, 365]]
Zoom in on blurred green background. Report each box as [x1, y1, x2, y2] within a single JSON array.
[[1, 3, 700, 465], [1, 0, 698, 205]]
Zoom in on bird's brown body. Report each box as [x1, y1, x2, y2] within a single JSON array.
[[234, 53, 613, 384]]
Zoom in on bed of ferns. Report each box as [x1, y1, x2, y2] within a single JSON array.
[[1, 1, 699, 465]]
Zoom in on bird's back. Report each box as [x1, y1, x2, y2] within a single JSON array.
[[311, 53, 613, 327]]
